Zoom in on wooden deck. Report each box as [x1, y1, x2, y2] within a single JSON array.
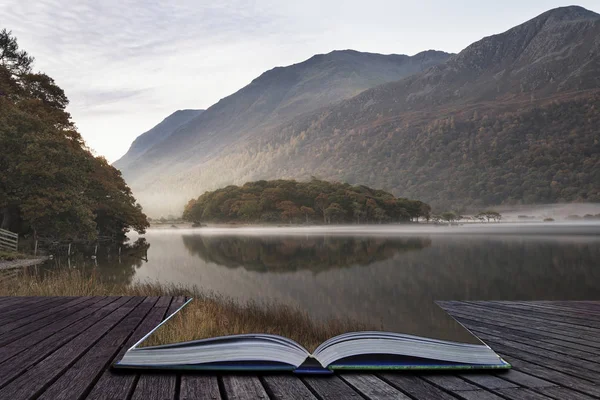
[[0, 298, 598, 400]]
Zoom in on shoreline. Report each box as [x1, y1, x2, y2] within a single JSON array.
[[0, 256, 48, 271]]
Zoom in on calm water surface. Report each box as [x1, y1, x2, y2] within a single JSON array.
[[40, 223, 600, 339]]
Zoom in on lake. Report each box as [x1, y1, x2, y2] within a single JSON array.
[[40, 223, 600, 341]]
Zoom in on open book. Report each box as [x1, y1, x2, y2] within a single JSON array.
[[114, 299, 510, 373]]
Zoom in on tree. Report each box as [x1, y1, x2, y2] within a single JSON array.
[[314, 193, 329, 223], [299, 206, 315, 223], [277, 201, 301, 223], [0, 30, 148, 242], [419, 202, 432, 222], [373, 207, 388, 224], [478, 210, 502, 222], [324, 203, 345, 224], [441, 212, 457, 223], [352, 202, 365, 224]]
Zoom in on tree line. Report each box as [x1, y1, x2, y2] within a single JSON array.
[[432, 210, 502, 223], [0, 30, 148, 243], [183, 178, 431, 224]]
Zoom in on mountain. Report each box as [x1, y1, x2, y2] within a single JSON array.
[[123, 6, 600, 216], [114, 109, 203, 172], [163, 5, 600, 214], [117, 50, 451, 214]]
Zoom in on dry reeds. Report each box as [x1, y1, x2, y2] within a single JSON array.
[[0, 268, 373, 351]]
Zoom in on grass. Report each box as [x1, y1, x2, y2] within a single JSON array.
[[0, 250, 29, 261], [0, 268, 374, 351]]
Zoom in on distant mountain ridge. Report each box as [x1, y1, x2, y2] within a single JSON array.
[[114, 109, 203, 172], [119, 6, 600, 216], [116, 50, 451, 190]]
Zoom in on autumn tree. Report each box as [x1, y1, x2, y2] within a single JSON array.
[[314, 193, 329, 223], [352, 201, 365, 224], [277, 201, 301, 223], [324, 203, 345, 224], [0, 30, 148, 241], [299, 206, 315, 223]]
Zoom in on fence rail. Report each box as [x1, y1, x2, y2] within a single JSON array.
[[0, 228, 18, 252]]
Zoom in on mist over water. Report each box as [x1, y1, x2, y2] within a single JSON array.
[[144, 221, 600, 237], [41, 222, 600, 341]]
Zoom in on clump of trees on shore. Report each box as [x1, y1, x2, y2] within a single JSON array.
[[183, 178, 430, 224], [0, 30, 148, 242], [431, 210, 502, 223]]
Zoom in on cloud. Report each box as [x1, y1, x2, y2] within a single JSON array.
[[1, 0, 599, 162]]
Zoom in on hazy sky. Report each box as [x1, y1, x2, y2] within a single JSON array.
[[1, 1, 598, 162]]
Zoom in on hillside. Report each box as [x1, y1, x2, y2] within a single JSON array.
[[117, 50, 451, 213], [150, 5, 600, 215], [113, 109, 203, 174]]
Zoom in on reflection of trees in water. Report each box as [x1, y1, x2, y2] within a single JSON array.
[[182, 235, 432, 273], [32, 238, 150, 286], [382, 238, 600, 302], [281, 237, 600, 336]]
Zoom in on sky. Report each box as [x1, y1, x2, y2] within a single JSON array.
[[1, 1, 598, 162]]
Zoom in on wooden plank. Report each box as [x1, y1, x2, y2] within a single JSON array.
[[0, 297, 17, 306], [302, 375, 361, 399], [537, 387, 599, 400], [458, 373, 519, 390], [0, 228, 18, 239], [129, 297, 185, 400], [452, 390, 505, 400], [131, 374, 176, 400], [443, 306, 600, 350], [262, 375, 317, 400], [180, 375, 221, 400], [466, 321, 600, 362], [447, 301, 600, 336], [0, 297, 123, 388], [86, 298, 173, 400], [421, 374, 480, 391], [493, 388, 555, 399], [454, 316, 600, 357], [541, 301, 600, 312], [491, 301, 600, 318], [36, 297, 159, 400], [0, 297, 106, 363], [447, 302, 600, 340], [449, 311, 600, 353], [0, 297, 143, 400], [0, 236, 18, 246], [0, 297, 71, 323], [494, 370, 556, 389], [221, 375, 269, 400], [341, 374, 410, 399], [0, 296, 97, 346], [490, 353, 600, 398], [476, 302, 600, 329], [378, 374, 457, 400], [0, 297, 66, 323], [0, 296, 38, 311], [469, 334, 600, 383]]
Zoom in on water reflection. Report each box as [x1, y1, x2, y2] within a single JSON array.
[[33, 238, 150, 285], [181, 235, 431, 273], [33, 226, 600, 339]]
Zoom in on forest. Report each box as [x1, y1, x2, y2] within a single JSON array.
[[182, 178, 431, 224], [0, 30, 148, 243]]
